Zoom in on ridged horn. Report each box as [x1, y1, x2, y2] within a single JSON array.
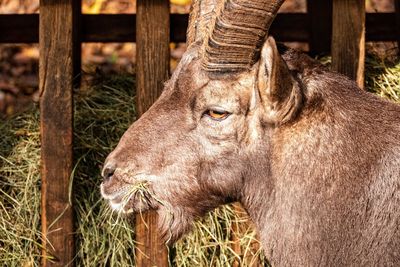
[[186, 0, 218, 47], [201, 0, 285, 73]]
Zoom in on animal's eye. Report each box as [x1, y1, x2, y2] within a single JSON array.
[[204, 109, 231, 121]]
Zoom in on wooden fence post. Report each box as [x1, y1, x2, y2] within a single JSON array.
[[39, 0, 81, 266], [307, 0, 333, 55], [135, 0, 170, 266], [395, 0, 400, 56], [231, 204, 262, 267], [332, 0, 365, 88]]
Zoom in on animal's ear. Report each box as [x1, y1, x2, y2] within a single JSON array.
[[257, 36, 302, 124]]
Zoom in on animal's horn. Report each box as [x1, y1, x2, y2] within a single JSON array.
[[186, 0, 218, 47], [202, 0, 285, 73]]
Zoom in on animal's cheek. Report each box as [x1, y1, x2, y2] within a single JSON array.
[[197, 139, 230, 160], [150, 174, 199, 205]]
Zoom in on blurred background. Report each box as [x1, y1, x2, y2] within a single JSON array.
[[0, 0, 397, 118]]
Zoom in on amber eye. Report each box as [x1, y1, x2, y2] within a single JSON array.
[[205, 109, 230, 120]]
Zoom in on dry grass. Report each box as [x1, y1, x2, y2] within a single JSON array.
[[0, 54, 399, 266], [0, 109, 42, 266], [173, 205, 265, 266], [365, 56, 400, 103], [72, 75, 137, 266]]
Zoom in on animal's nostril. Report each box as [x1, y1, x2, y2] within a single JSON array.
[[102, 164, 116, 183]]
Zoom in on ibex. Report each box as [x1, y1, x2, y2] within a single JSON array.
[[101, 0, 400, 265]]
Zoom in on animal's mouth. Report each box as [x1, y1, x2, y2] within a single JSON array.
[[100, 180, 155, 214]]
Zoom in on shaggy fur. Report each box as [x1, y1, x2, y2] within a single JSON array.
[[101, 37, 400, 265]]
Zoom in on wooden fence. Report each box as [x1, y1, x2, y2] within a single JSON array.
[[1, 0, 399, 266]]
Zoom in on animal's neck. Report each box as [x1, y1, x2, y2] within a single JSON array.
[[238, 117, 337, 248], [239, 141, 275, 243]]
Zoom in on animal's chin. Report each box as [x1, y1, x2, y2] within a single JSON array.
[[108, 196, 153, 214], [100, 180, 157, 215]]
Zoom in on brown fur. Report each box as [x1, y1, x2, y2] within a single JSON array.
[[101, 37, 400, 266]]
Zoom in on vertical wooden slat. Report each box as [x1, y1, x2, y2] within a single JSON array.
[[40, 0, 80, 266], [231, 204, 262, 267], [307, 0, 333, 55], [332, 0, 365, 88], [231, 204, 243, 267], [395, 0, 400, 56], [73, 8, 82, 86], [135, 0, 170, 266]]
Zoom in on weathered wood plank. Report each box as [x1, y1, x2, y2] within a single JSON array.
[[365, 13, 398, 41], [83, 14, 187, 42], [332, 0, 365, 87], [307, 0, 333, 55], [39, 0, 80, 266], [270, 13, 309, 42], [0, 13, 397, 44], [231, 204, 262, 267], [74, 6, 82, 85], [395, 0, 400, 56], [135, 0, 170, 266], [82, 14, 135, 43], [0, 14, 38, 43], [231, 204, 244, 267]]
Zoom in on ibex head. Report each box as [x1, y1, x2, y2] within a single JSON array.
[[101, 0, 289, 242]]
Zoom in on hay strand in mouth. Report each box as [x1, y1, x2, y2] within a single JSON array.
[[118, 181, 151, 214]]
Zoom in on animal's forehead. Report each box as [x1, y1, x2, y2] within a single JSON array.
[[171, 55, 257, 108], [194, 72, 255, 109], [199, 80, 240, 100]]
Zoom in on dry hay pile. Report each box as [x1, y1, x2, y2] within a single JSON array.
[[1, 55, 399, 266]]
